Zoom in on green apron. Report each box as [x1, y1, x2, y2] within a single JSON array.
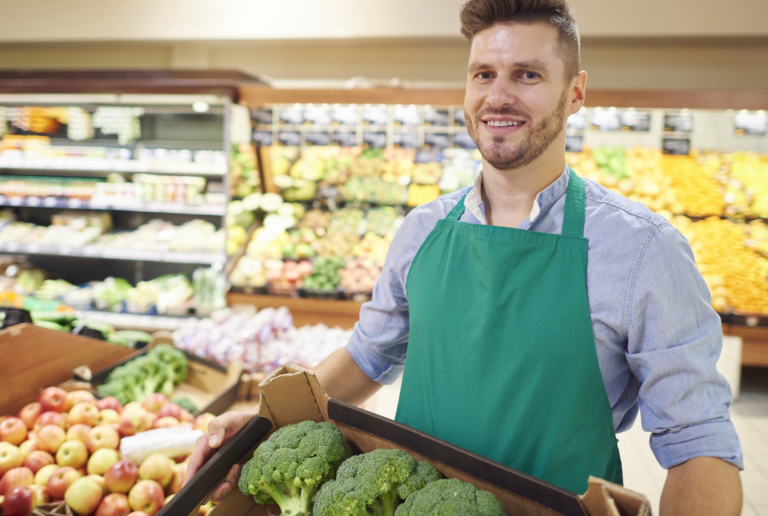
[[395, 170, 622, 494]]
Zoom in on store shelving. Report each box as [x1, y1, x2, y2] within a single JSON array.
[[0, 195, 225, 215], [0, 241, 225, 265], [74, 309, 200, 332]]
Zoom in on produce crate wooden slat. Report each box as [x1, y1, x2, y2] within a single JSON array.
[[227, 292, 362, 330]]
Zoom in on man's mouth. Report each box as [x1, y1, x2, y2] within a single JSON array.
[[483, 119, 526, 127]]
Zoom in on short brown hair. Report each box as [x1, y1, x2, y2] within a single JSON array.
[[460, 0, 580, 80]]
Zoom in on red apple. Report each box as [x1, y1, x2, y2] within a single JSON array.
[[167, 463, 185, 495], [56, 440, 88, 469], [194, 414, 215, 433], [66, 390, 96, 408], [65, 477, 103, 515], [33, 412, 65, 432], [140, 395, 169, 414], [179, 410, 195, 424], [198, 500, 214, 516], [68, 402, 100, 427], [118, 411, 149, 437], [34, 463, 59, 486], [86, 474, 107, 496], [87, 425, 120, 454], [0, 467, 34, 495], [152, 417, 179, 430], [96, 492, 131, 516], [0, 445, 25, 477], [2, 485, 35, 516], [88, 448, 119, 476], [18, 404, 42, 431], [137, 454, 174, 488], [127, 480, 165, 516], [122, 402, 143, 415], [67, 423, 92, 444], [155, 404, 182, 421], [0, 418, 27, 446], [96, 409, 121, 427], [46, 466, 83, 499], [36, 425, 65, 454], [38, 387, 69, 414], [29, 483, 49, 507], [23, 450, 53, 474], [18, 440, 38, 458], [104, 461, 139, 494], [97, 398, 123, 414]]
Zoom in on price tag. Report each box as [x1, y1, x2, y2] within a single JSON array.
[[68, 198, 83, 209], [253, 130, 273, 146], [393, 105, 420, 127], [454, 109, 467, 127], [620, 110, 652, 132], [590, 108, 621, 131], [734, 111, 767, 136], [251, 108, 274, 125], [664, 113, 693, 133], [26, 196, 41, 207], [43, 196, 58, 207], [277, 131, 302, 147], [362, 131, 388, 149], [305, 131, 330, 146], [363, 105, 389, 126], [565, 135, 584, 153], [303, 105, 331, 126], [332, 131, 358, 147], [392, 131, 420, 149], [452, 132, 477, 150], [423, 108, 449, 127], [567, 112, 586, 131], [278, 106, 304, 125], [332, 105, 359, 126], [9, 197, 23, 206], [662, 138, 691, 156], [424, 132, 450, 150]]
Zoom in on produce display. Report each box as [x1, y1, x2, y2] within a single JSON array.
[[0, 386, 214, 516], [238, 420, 505, 516], [172, 307, 351, 373], [303, 257, 346, 292], [96, 344, 189, 405]]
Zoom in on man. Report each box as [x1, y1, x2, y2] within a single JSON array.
[[187, 0, 744, 513]]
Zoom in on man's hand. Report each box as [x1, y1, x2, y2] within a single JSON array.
[[660, 456, 742, 516], [184, 410, 256, 501]]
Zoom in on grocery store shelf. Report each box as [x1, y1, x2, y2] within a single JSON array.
[[75, 310, 199, 332], [0, 161, 226, 177], [0, 195, 225, 215], [0, 241, 226, 265], [227, 292, 362, 330]]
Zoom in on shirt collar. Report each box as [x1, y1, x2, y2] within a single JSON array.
[[463, 166, 570, 226]]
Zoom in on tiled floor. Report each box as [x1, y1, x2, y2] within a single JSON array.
[[364, 367, 768, 515]]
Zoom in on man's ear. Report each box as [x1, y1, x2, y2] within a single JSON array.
[[570, 71, 587, 115]]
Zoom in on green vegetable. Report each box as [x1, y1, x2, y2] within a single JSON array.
[[96, 344, 188, 405], [33, 321, 67, 332], [313, 448, 441, 516], [31, 311, 77, 326], [107, 330, 152, 347], [172, 397, 198, 414], [394, 478, 505, 516], [73, 320, 115, 339], [239, 421, 353, 516]]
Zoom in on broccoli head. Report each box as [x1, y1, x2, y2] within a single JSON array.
[[393, 478, 506, 516], [239, 421, 353, 516], [313, 448, 441, 516]]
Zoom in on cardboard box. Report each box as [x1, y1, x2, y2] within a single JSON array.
[[81, 333, 243, 416], [0, 323, 137, 416], [162, 365, 651, 516]]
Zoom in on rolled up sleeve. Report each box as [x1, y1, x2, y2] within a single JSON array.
[[625, 224, 743, 470]]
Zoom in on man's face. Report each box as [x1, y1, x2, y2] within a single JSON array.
[[464, 22, 575, 171]]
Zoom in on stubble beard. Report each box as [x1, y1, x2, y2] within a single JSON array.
[[466, 90, 568, 171]]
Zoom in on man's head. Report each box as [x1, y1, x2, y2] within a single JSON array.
[[461, 0, 586, 171]]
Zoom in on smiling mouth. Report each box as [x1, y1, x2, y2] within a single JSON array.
[[483, 120, 526, 127]]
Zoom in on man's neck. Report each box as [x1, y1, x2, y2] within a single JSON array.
[[480, 153, 567, 228]]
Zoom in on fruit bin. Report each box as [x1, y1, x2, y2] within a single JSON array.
[[81, 332, 243, 417], [0, 324, 137, 417], [163, 365, 651, 516]]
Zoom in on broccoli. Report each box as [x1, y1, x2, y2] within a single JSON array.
[[393, 478, 506, 516], [313, 448, 441, 516], [239, 421, 353, 516]]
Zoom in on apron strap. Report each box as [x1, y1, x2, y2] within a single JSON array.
[[561, 168, 586, 238], [446, 191, 469, 222]]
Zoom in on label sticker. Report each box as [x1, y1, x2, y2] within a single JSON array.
[[662, 138, 691, 155], [620, 111, 652, 132], [664, 113, 693, 133], [362, 131, 388, 149]]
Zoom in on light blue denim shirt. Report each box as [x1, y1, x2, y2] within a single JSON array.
[[347, 167, 743, 471]]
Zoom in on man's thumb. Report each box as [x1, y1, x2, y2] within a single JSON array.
[[207, 419, 227, 448]]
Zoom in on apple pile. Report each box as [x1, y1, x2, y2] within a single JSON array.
[[0, 387, 215, 516]]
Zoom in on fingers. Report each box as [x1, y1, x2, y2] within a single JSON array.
[[208, 411, 253, 449], [207, 417, 227, 448], [211, 481, 233, 502], [184, 433, 214, 485], [225, 464, 241, 488]]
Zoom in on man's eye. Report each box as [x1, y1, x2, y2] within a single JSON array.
[[477, 72, 492, 80], [522, 72, 540, 80]]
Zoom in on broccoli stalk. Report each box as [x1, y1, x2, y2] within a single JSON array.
[[239, 421, 353, 516], [313, 448, 442, 516]]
